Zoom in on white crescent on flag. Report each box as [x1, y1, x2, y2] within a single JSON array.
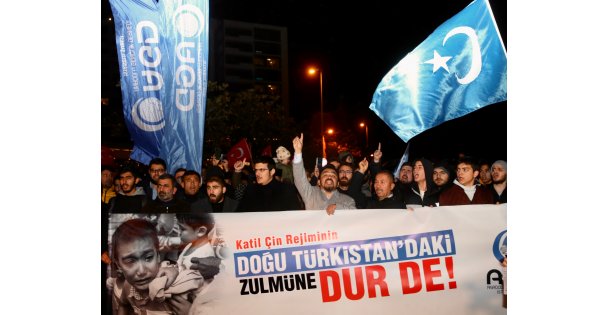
[[443, 26, 482, 85], [232, 148, 244, 159]]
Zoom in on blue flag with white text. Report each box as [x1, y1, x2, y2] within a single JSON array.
[[369, 0, 506, 143], [109, 0, 209, 173], [157, 0, 209, 174], [109, 0, 168, 165]]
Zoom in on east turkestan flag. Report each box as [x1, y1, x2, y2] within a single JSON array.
[[369, 0, 506, 144]]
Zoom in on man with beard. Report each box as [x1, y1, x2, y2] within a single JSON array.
[[433, 161, 455, 197], [236, 156, 302, 212], [108, 167, 149, 213], [142, 158, 167, 200], [337, 160, 368, 209], [142, 174, 191, 214], [201, 176, 239, 212], [490, 160, 507, 204], [292, 133, 356, 214]]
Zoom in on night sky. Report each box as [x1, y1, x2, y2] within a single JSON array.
[[102, 0, 507, 163]]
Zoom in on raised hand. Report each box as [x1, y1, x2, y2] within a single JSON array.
[[358, 157, 369, 174], [292, 133, 304, 154], [233, 158, 246, 172], [373, 143, 383, 163]]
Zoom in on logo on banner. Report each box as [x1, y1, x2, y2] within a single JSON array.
[[485, 230, 506, 294], [132, 97, 165, 131], [173, 4, 205, 37], [492, 230, 507, 263], [173, 4, 205, 112]]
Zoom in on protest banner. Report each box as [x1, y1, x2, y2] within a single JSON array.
[[106, 205, 506, 314]]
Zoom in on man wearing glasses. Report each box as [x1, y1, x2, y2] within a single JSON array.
[[143, 157, 167, 200], [236, 156, 302, 212], [337, 161, 369, 209]]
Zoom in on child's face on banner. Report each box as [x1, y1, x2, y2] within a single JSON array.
[[178, 223, 199, 244], [116, 237, 160, 292]]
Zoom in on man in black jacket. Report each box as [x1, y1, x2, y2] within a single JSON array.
[[236, 156, 302, 212], [142, 174, 191, 213], [179, 170, 207, 213], [202, 176, 239, 212], [367, 170, 404, 209], [337, 159, 369, 209]]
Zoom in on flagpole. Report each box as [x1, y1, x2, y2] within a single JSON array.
[[319, 70, 324, 138]]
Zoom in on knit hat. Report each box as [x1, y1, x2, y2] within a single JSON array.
[[276, 146, 291, 162]]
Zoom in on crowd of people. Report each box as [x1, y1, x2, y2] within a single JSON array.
[[101, 134, 507, 314]]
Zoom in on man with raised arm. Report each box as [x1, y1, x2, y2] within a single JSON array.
[[292, 133, 356, 215]]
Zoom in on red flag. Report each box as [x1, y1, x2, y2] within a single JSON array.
[[260, 144, 272, 157], [226, 138, 252, 168]]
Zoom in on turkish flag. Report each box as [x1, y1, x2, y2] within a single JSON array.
[[226, 138, 252, 168], [260, 144, 272, 157]]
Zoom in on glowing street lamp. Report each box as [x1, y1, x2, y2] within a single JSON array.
[[307, 67, 324, 137], [359, 122, 369, 149]]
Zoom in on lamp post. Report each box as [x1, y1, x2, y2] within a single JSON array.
[[307, 67, 324, 137], [359, 122, 368, 149]]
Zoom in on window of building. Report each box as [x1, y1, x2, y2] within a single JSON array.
[[254, 42, 280, 55], [253, 56, 280, 69], [254, 28, 281, 41]]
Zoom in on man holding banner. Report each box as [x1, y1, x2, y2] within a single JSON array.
[[292, 133, 356, 214]]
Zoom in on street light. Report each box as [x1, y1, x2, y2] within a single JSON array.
[[359, 122, 368, 149], [307, 67, 324, 137]]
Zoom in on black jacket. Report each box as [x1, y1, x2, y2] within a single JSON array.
[[366, 194, 404, 209], [142, 197, 191, 213], [237, 179, 302, 212]]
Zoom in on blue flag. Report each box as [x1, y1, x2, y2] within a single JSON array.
[[109, 0, 209, 173], [109, 0, 168, 165], [369, 0, 506, 143], [157, 0, 209, 174]]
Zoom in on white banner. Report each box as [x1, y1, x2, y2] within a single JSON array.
[[108, 205, 507, 314]]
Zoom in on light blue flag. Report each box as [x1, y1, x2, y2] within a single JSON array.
[[157, 0, 209, 174], [393, 143, 410, 180], [369, 0, 507, 143], [109, 0, 168, 165], [110, 0, 209, 173]]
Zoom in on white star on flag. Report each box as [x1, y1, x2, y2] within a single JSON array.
[[424, 50, 452, 73]]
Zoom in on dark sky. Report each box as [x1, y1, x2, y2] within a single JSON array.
[[102, 0, 507, 163]]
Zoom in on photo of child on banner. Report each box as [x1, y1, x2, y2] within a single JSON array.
[[105, 213, 229, 315]]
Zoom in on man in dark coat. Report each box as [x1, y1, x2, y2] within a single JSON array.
[[201, 176, 239, 212], [367, 170, 404, 209], [236, 156, 302, 212], [439, 156, 494, 206]]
